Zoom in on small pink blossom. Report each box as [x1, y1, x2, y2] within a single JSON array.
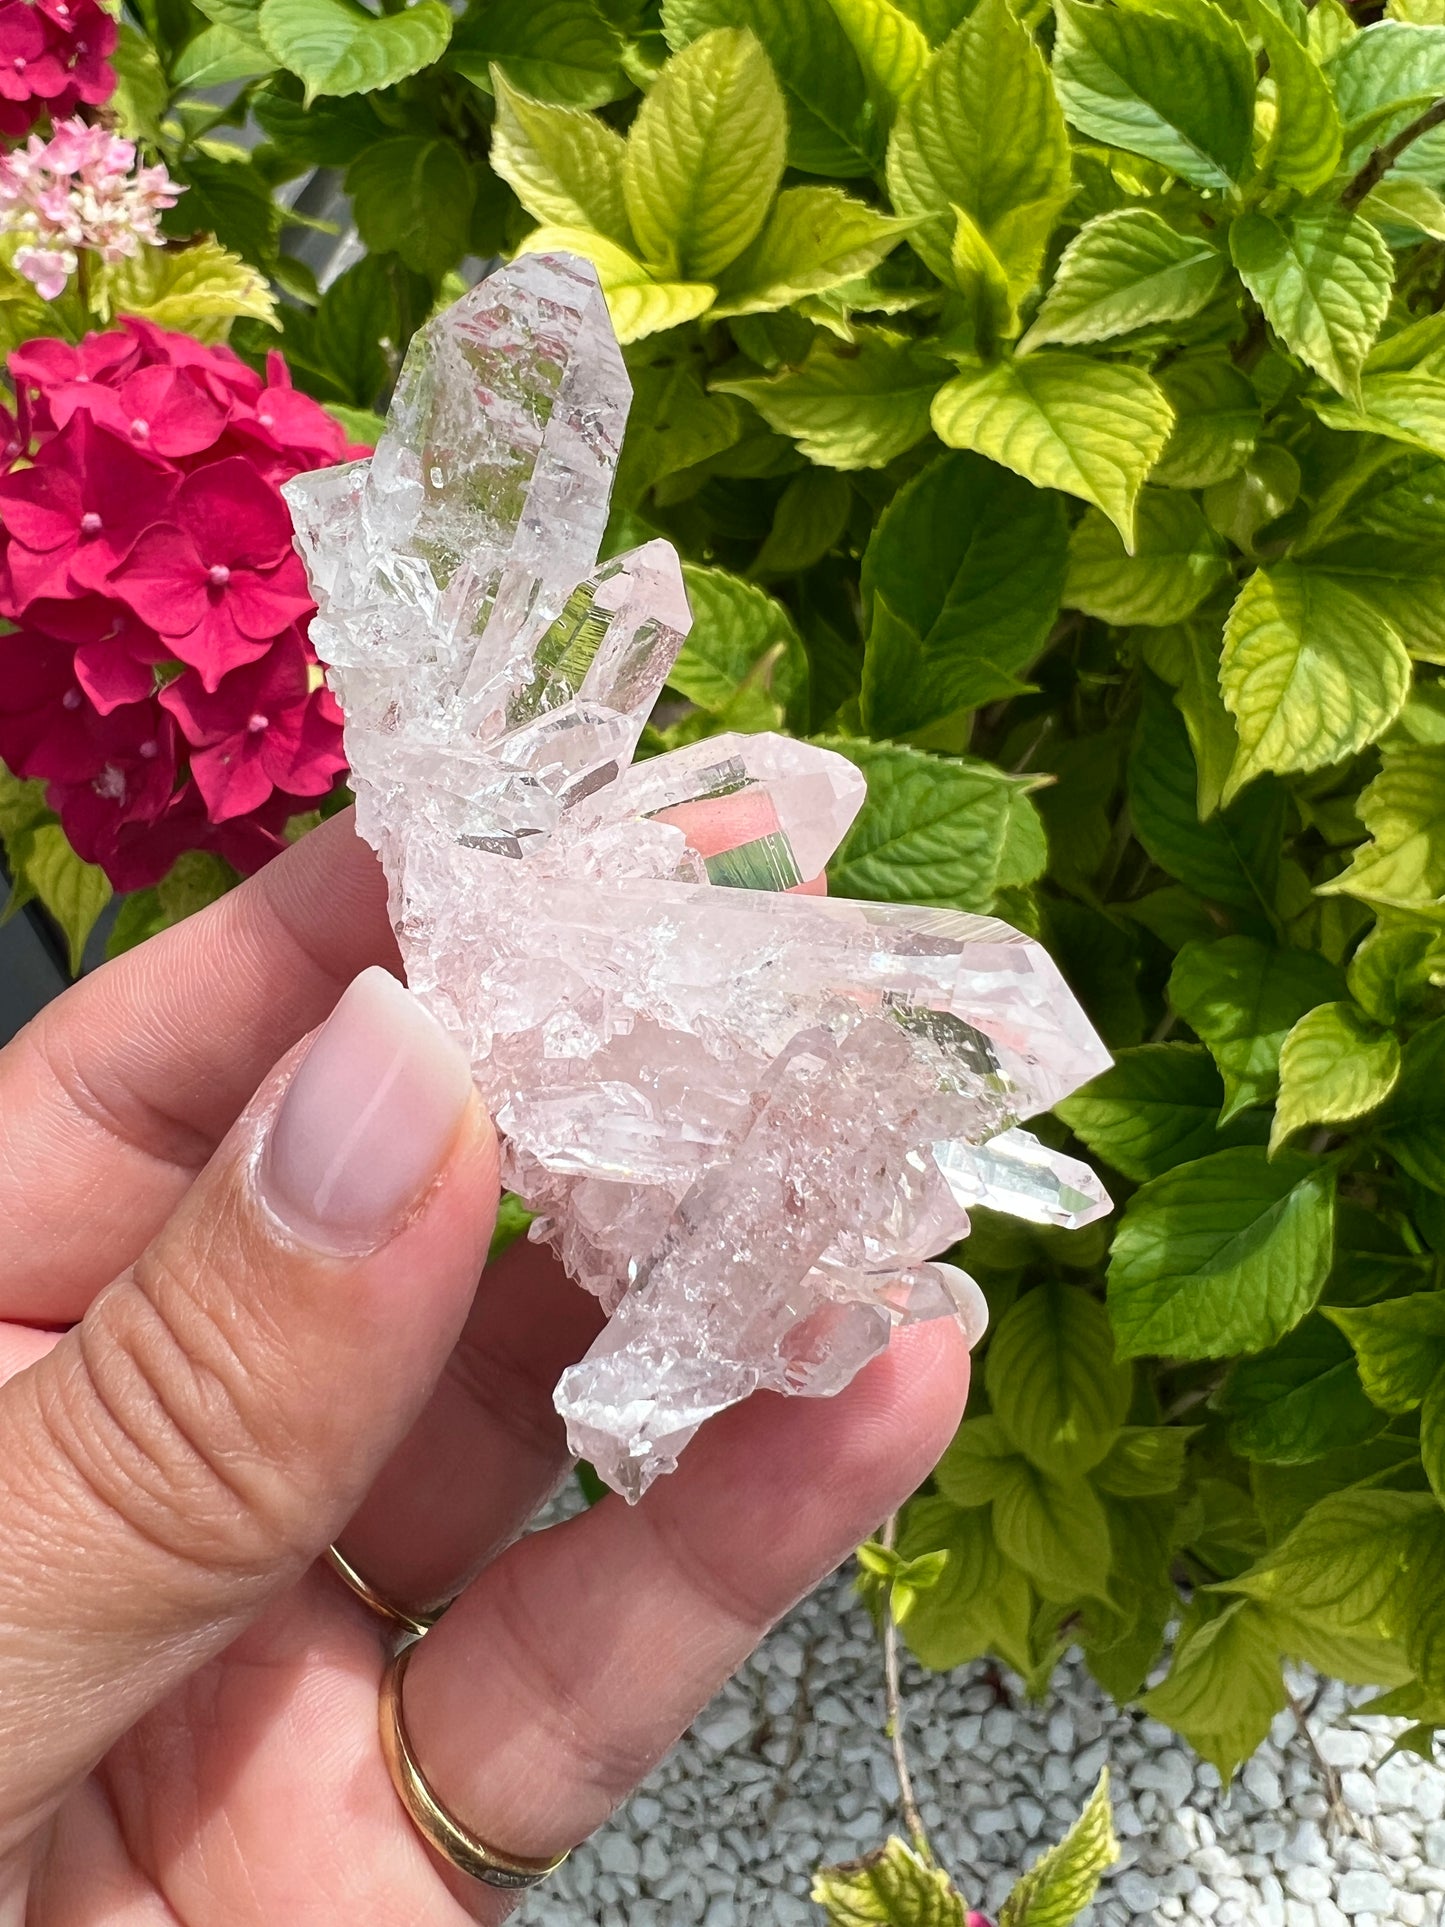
[[0, 117, 179, 300]]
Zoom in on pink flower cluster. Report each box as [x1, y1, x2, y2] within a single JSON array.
[[0, 118, 179, 301], [0, 0, 114, 140], [0, 321, 363, 889]]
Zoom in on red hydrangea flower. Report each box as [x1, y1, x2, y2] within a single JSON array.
[[0, 319, 365, 891], [160, 629, 342, 822], [113, 457, 315, 686], [0, 0, 115, 139]]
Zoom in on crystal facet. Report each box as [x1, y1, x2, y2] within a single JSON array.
[[285, 255, 1114, 1501]]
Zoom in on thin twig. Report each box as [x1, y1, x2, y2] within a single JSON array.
[[879, 1514, 933, 1863], [1343, 98, 1445, 209], [1289, 1686, 1356, 1839], [767, 1633, 819, 1815]]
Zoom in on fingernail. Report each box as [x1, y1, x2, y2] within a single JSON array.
[[935, 1264, 990, 1349], [260, 967, 474, 1249]]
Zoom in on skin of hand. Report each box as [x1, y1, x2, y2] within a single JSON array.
[[0, 808, 975, 1926]]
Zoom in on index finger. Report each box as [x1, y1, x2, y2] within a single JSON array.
[[0, 809, 396, 1321]]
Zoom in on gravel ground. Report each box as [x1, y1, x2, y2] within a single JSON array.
[[520, 1563, 1445, 1927]]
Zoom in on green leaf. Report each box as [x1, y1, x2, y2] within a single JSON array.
[[1365, 176, 1445, 237], [490, 72, 632, 246], [1325, 20, 1445, 170], [986, 1283, 1131, 1477], [1151, 358, 1260, 490], [1348, 916, 1445, 1026], [713, 188, 911, 318], [1052, 0, 1257, 190], [812, 1835, 967, 1925], [825, 0, 930, 108], [1218, 563, 1411, 801], [109, 21, 170, 141], [932, 354, 1174, 548], [1064, 492, 1228, 627], [257, 0, 452, 98], [670, 564, 808, 719], [1140, 1599, 1288, 1779], [1319, 743, 1445, 910], [1107, 1146, 1336, 1359], [1230, 209, 1392, 404], [517, 227, 716, 343], [944, 206, 1018, 357], [1250, 0, 1343, 194], [624, 29, 786, 284], [163, 153, 280, 272], [886, 0, 1072, 298], [934, 1414, 1028, 1505], [1093, 1424, 1194, 1496], [252, 74, 387, 166], [448, 0, 623, 105], [1312, 372, 1445, 460], [1022, 209, 1226, 352], [715, 330, 948, 470], [1377, 1015, 1445, 1192], [311, 253, 397, 408], [1056, 1043, 1260, 1183], [992, 1457, 1115, 1601], [95, 239, 277, 342], [172, 20, 275, 84], [824, 738, 1046, 909], [1216, 1316, 1385, 1462], [347, 137, 474, 279], [1227, 1488, 1445, 1691], [619, 354, 741, 496], [1127, 673, 1280, 919], [999, 1770, 1120, 1927], [0, 764, 51, 848], [1141, 623, 1237, 819], [860, 450, 1068, 738], [897, 1495, 1036, 1670], [1271, 1000, 1401, 1152], [754, 469, 852, 577], [663, 0, 880, 176], [1326, 1290, 1445, 1411], [8, 822, 112, 976], [193, 0, 264, 28], [1169, 936, 1344, 1121], [1306, 463, 1445, 661]]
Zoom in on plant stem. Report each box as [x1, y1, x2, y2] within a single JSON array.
[[1343, 99, 1445, 209], [879, 1513, 933, 1865]]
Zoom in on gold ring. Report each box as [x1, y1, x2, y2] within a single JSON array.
[[324, 1544, 447, 1641], [379, 1640, 571, 1891]]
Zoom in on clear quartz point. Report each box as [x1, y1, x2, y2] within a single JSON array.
[[285, 253, 1114, 1502]]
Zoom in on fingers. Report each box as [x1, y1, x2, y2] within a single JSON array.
[[0, 809, 394, 1323], [398, 1320, 972, 1919], [331, 1235, 603, 1616], [0, 969, 497, 1851]]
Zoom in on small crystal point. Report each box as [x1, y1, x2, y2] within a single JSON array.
[[285, 252, 1114, 1501]]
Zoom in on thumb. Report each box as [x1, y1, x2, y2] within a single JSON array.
[[0, 967, 496, 1848]]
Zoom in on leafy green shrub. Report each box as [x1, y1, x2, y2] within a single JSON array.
[[17, 0, 1445, 1779]]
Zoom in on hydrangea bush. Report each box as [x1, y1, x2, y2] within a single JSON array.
[[4, 0, 1445, 1864]]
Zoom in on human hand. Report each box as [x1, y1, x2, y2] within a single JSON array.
[[0, 810, 975, 1922]]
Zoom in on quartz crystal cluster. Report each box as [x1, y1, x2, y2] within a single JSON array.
[[284, 255, 1113, 1500]]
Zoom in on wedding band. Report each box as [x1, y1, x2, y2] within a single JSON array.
[[324, 1543, 447, 1640], [379, 1639, 572, 1891]]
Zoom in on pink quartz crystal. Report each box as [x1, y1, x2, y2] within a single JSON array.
[[285, 255, 1112, 1500]]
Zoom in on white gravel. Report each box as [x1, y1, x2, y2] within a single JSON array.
[[519, 1564, 1445, 1926]]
